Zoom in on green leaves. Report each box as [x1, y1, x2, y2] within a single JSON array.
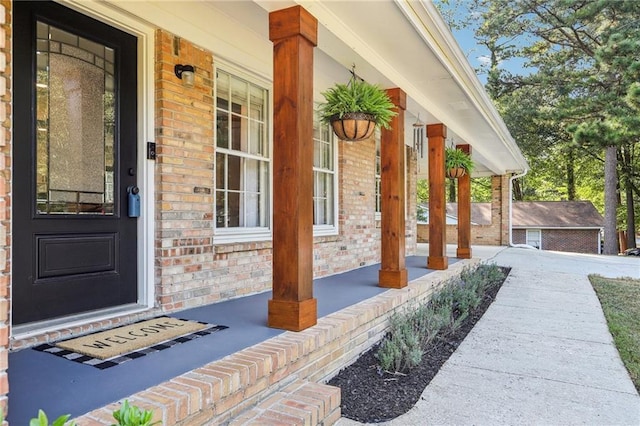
[[626, 82, 640, 111], [317, 78, 397, 129], [29, 410, 74, 426], [111, 400, 160, 426], [445, 147, 475, 173], [21, 401, 156, 426]]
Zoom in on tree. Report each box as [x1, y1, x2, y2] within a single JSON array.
[[437, 0, 640, 252]]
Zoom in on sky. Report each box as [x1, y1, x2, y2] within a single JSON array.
[[434, 0, 532, 85]]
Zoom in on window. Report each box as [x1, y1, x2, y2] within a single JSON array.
[[313, 111, 337, 233], [215, 68, 270, 240], [526, 229, 542, 249]]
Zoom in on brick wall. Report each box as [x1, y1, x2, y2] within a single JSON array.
[[514, 228, 599, 254], [512, 229, 525, 245], [499, 174, 510, 245], [314, 138, 380, 274], [155, 30, 220, 311], [545, 229, 599, 253], [154, 32, 419, 312], [417, 174, 509, 246], [312, 139, 417, 276], [0, 0, 9, 411]]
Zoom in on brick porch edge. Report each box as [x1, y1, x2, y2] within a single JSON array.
[[75, 259, 478, 425]]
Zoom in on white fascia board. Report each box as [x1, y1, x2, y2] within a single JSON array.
[[394, 0, 528, 173]]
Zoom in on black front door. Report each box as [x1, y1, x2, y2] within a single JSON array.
[[13, 1, 138, 325]]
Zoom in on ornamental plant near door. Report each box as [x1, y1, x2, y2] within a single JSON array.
[[318, 76, 397, 141], [112, 400, 160, 426], [445, 147, 474, 178], [28, 410, 75, 426]]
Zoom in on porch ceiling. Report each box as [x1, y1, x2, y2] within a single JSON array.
[[254, 0, 528, 177]]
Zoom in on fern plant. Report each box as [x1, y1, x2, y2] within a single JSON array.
[[445, 147, 474, 174], [318, 78, 397, 129]]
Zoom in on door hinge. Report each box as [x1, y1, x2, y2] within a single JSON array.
[[147, 142, 157, 160]]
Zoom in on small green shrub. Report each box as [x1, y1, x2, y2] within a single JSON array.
[[377, 311, 423, 372], [377, 336, 402, 372], [375, 263, 506, 373], [412, 304, 448, 347], [471, 263, 505, 288], [111, 400, 160, 426], [29, 410, 75, 426]]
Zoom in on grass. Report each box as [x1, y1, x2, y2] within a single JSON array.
[[589, 274, 640, 392]]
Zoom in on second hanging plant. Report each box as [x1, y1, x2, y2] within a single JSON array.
[[318, 76, 397, 142], [445, 147, 474, 178]]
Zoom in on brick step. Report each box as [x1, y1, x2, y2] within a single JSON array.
[[229, 381, 341, 426]]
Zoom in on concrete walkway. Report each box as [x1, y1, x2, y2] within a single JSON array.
[[338, 247, 640, 425]]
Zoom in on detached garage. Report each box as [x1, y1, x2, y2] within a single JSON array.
[[512, 201, 603, 254]]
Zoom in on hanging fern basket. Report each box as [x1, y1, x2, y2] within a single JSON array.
[[446, 167, 467, 179], [330, 112, 376, 142]]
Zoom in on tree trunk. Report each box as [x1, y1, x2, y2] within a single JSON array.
[[625, 174, 637, 250], [603, 145, 618, 255], [513, 178, 523, 201], [448, 178, 456, 203], [621, 145, 637, 249], [566, 147, 576, 200]]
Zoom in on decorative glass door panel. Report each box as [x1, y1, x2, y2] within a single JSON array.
[[36, 22, 116, 215]]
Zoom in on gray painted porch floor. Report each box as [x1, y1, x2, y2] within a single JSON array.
[[8, 254, 456, 424]]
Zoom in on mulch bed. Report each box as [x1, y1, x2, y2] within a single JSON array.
[[328, 267, 511, 423]]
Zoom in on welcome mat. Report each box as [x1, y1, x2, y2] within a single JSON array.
[[34, 317, 227, 369]]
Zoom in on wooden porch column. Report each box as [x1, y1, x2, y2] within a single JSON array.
[[456, 144, 472, 259], [379, 88, 408, 288], [427, 124, 448, 270], [268, 6, 318, 331]]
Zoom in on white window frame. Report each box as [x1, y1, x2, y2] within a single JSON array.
[[313, 109, 338, 236], [213, 62, 272, 243], [526, 228, 542, 249]]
